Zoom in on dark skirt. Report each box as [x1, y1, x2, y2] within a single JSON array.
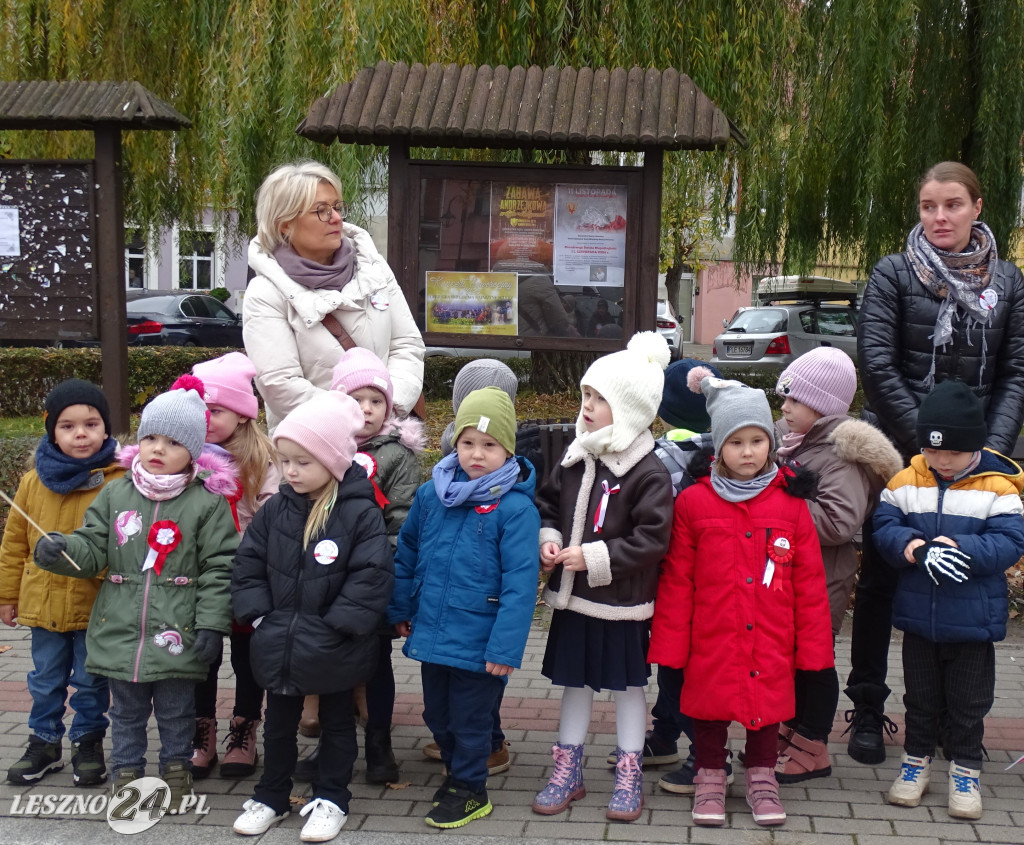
[[542, 609, 651, 692]]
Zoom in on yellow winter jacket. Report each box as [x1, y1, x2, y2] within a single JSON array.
[[0, 462, 125, 631]]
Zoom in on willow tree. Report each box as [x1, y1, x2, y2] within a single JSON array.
[[1, 0, 1022, 274]]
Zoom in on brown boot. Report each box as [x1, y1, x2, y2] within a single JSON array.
[[220, 716, 260, 778], [775, 730, 831, 784], [299, 695, 320, 738], [189, 717, 218, 780]]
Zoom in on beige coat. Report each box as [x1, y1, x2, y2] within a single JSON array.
[[776, 416, 904, 634], [243, 225, 424, 433]]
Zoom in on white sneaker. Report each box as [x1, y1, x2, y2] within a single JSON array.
[[232, 799, 289, 835], [299, 798, 347, 842], [947, 762, 982, 820], [887, 753, 931, 807]]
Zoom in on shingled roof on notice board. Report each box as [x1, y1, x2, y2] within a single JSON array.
[[0, 80, 191, 130], [298, 61, 744, 151]]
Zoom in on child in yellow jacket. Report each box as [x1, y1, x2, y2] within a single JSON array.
[[0, 380, 125, 786]]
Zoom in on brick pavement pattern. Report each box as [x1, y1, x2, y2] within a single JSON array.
[[1, 609, 1023, 844]]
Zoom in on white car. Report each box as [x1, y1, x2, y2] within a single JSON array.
[[656, 298, 684, 354]]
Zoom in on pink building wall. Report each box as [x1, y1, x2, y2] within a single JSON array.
[[692, 262, 752, 345]]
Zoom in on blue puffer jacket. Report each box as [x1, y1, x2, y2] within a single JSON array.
[[873, 449, 1024, 643], [387, 457, 541, 673]]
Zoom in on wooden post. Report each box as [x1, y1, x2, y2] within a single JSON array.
[[93, 126, 130, 436], [636, 150, 664, 335]]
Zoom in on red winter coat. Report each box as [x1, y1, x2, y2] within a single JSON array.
[[648, 468, 834, 729]]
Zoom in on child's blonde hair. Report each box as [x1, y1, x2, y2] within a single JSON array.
[[222, 419, 277, 513], [303, 479, 339, 550]]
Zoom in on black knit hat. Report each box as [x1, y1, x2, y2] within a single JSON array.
[[916, 379, 986, 452], [44, 379, 111, 444]]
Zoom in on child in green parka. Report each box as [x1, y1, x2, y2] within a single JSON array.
[[34, 376, 239, 811]]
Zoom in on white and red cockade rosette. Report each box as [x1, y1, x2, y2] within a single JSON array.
[[143, 520, 182, 575]]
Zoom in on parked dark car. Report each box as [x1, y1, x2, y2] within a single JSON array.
[[67, 291, 243, 347]]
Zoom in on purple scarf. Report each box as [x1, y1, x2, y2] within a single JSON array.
[[273, 239, 357, 292]]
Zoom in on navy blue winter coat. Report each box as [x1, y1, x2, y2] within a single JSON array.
[[873, 449, 1024, 643], [387, 457, 541, 673]]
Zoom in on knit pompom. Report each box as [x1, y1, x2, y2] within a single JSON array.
[[625, 330, 671, 371], [169, 373, 205, 396], [686, 365, 715, 394]]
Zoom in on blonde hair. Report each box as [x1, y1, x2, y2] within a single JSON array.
[[303, 478, 339, 550], [222, 419, 277, 513], [254, 160, 344, 253]]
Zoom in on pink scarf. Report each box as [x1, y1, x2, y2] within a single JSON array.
[[131, 454, 197, 502], [776, 430, 807, 461]]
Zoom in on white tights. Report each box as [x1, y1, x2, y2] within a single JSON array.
[[557, 685, 648, 752]]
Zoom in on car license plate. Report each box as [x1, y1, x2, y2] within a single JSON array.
[[726, 344, 753, 356]]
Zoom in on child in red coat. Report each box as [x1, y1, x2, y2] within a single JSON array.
[[649, 376, 833, 829]]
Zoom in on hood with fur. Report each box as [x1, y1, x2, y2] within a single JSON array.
[[119, 444, 240, 498]]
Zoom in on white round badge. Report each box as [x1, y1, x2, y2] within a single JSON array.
[[980, 287, 998, 311], [313, 539, 339, 566], [370, 292, 390, 311], [353, 452, 377, 479]]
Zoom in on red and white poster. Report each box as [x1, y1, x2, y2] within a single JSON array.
[[553, 184, 627, 286]]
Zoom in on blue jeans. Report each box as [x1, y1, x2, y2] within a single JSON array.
[[107, 678, 195, 776], [27, 627, 109, 744], [421, 663, 504, 793]]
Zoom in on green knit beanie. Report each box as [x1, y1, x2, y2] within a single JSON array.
[[453, 387, 517, 455]]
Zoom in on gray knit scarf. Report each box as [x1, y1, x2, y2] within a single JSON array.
[[273, 239, 356, 292], [709, 462, 775, 503], [905, 221, 998, 387]]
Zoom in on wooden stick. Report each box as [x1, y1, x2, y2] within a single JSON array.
[[0, 489, 82, 571]]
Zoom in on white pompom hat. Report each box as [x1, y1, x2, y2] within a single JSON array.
[[577, 331, 671, 452]]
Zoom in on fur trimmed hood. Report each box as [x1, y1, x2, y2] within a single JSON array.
[[826, 418, 904, 486], [119, 444, 240, 497], [367, 414, 427, 453]]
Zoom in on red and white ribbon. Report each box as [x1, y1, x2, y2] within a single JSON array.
[[593, 480, 620, 534], [143, 520, 182, 575], [353, 452, 390, 509]]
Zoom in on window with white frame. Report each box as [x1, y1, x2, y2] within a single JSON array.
[[125, 228, 148, 289], [177, 229, 217, 290]]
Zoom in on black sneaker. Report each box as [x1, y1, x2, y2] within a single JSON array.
[[843, 708, 897, 765], [658, 751, 734, 794], [431, 773, 453, 806], [7, 735, 63, 784], [71, 732, 107, 786], [605, 730, 679, 766], [424, 784, 492, 828]]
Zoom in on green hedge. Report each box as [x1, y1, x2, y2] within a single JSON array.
[[0, 347, 243, 417], [0, 347, 537, 412]]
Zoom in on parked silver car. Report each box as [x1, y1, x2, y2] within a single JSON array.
[[710, 303, 858, 370]]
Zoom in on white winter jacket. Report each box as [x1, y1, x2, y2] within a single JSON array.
[[243, 226, 425, 433]]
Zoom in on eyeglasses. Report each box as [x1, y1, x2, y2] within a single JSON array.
[[312, 201, 348, 222]]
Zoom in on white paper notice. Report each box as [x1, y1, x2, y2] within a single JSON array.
[[0, 207, 20, 257]]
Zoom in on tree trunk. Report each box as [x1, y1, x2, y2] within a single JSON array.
[[530, 350, 601, 394]]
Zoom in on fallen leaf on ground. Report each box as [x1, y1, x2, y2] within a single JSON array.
[[0, 645, 11, 654], [289, 796, 308, 807], [386, 781, 413, 790]]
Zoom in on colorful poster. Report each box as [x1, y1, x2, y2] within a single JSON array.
[[553, 184, 627, 286], [489, 183, 554, 271], [425, 271, 518, 336]]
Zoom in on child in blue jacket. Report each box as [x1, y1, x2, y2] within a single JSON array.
[[388, 387, 540, 830], [873, 379, 1024, 821]]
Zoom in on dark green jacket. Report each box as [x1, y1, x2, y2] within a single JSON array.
[[37, 450, 238, 682]]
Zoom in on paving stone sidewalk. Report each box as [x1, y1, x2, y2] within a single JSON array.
[[0, 610, 1023, 844]]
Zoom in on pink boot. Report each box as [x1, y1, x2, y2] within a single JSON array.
[[691, 768, 727, 826], [746, 766, 786, 825]]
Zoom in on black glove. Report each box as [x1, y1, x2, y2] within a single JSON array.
[[34, 533, 68, 568], [193, 629, 223, 665], [913, 541, 972, 585]]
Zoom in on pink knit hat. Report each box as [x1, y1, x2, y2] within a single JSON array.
[[330, 347, 394, 420], [192, 352, 259, 419], [273, 391, 364, 481], [775, 347, 857, 418]]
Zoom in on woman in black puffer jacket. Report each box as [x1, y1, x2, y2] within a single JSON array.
[[846, 161, 1024, 764]]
